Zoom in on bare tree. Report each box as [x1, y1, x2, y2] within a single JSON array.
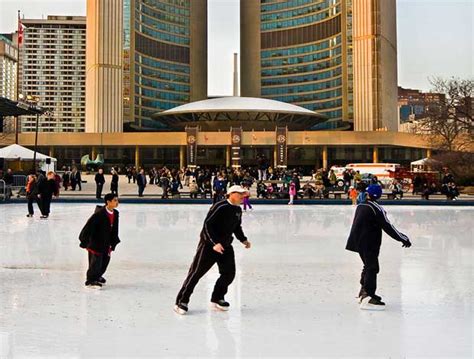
[[417, 77, 473, 151]]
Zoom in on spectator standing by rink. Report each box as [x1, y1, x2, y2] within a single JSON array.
[[62, 167, 71, 190], [174, 185, 251, 315], [3, 168, 13, 199], [137, 169, 147, 197], [79, 193, 121, 288], [349, 186, 358, 205], [38, 171, 57, 219], [95, 168, 105, 199], [346, 184, 412, 311], [242, 183, 253, 211], [110, 168, 119, 196], [288, 181, 297, 205]]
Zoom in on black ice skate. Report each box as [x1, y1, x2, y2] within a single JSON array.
[[360, 296, 385, 311], [85, 281, 102, 289], [211, 299, 230, 311], [98, 277, 106, 285], [174, 302, 188, 315]]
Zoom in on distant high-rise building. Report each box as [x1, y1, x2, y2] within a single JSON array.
[[241, 0, 398, 131], [19, 16, 86, 132], [124, 0, 208, 130], [86, 0, 123, 133], [0, 34, 18, 100]]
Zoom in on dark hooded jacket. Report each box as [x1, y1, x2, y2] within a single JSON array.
[[79, 205, 120, 253]]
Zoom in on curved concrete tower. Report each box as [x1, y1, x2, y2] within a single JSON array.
[[86, 0, 123, 133]]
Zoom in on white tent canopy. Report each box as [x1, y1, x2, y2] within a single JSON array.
[[0, 144, 56, 162], [0, 144, 57, 171], [410, 157, 442, 172]]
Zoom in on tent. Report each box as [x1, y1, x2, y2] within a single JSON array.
[[410, 157, 441, 172], [0, 144, 57, 171]]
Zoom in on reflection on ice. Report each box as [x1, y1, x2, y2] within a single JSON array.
[[0, 204, 472, 357]]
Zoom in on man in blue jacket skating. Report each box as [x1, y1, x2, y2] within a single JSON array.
[[346, 185, 412, 310]]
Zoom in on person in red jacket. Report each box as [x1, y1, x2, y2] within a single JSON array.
[[79, 193, 121, 288]]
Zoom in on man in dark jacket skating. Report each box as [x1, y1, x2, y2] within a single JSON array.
[[346, 184, 412, 310], [174, 185, 252, 315], [79, 193, 121, 288]]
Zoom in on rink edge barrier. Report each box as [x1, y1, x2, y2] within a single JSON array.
[[1, 198, 474, 206]]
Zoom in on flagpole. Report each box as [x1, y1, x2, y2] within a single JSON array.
[[15, 10, 21, 144]]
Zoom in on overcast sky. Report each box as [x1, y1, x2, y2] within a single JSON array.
[[0, 0, 472, 95]]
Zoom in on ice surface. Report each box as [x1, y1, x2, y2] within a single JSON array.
[[0, 203, 472, 358]]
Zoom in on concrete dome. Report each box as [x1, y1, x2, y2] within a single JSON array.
[[152, 96, 327, 131]]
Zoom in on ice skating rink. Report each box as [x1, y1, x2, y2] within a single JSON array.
[[0, 203, 472, 358]]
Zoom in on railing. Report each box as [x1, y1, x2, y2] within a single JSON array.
[[11, 175, 28, 198], [0, 179, 5, 201]]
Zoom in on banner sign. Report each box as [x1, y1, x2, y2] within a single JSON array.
[[275, 126, 288, 168], [231, 127, 242, 168], [185, 126, 198, 167]]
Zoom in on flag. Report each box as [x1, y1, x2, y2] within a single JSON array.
[[18, 11, 24, 46]]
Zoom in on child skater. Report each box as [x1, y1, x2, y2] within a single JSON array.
[[79, 193, 121, 288], [242, 183, 253, 211], [346, 184, 412, 310]]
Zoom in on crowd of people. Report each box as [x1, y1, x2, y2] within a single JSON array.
[[0, 164, 463, 211]]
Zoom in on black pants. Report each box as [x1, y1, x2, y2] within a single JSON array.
[[176, 242, 236, 305], [111, 184, 118, 196], [86, 251, 111, 283], [96, 183, 103, 199], [138, 185, 145, 197], [40, 196, 52, 216], [359, 251, 380, 297], [27, 195, 40, 215]]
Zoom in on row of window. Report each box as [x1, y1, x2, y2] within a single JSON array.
[[262, 77, 342, 95], [261, 0, 316, 13], [267, 88, 342, 103], [261, 66, 341, 86], [137, 64, 189, 83], [262, 0, 337, 21], [141, 0, 190, 16], [137, 54, 190, 74], [137, 97, 188, 110], [261, 35, 340, 58], [135, 22, 189, 46], [139, 0, 189, 26], [135, 75, 190, 93], [136, 9, 189, 36], [262, 45, 341, 68], [261, 55, 342, 77], [261, 5, 340, 31], [317, 108, 343, 119], [135, 85, 189, 102]]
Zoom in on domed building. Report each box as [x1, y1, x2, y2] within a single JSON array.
[[151, 96, 331, 131]]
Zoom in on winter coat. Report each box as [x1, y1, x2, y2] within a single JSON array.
[[346, 200, 410, 254], [79, 206, 120, 253]]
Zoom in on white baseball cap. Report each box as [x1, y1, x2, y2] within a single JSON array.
[[227, 185, 249, 195]]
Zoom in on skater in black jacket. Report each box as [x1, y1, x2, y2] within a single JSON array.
[[79, 193, 121, 288], [174, 185, 252, 315], [346, 184, 412, 310]]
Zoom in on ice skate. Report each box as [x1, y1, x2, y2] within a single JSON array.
[[211, 299, 230, 311], [98, 277, 106, 285], [174, 302, 188, 315], [85, 281, 102, 289], [360, 296, 385, 311]]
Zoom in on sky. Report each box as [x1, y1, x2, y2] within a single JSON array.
[[0, 0, 472, 95]]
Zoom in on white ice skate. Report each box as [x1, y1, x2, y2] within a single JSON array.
[[211, 299, 230, 311], [360, 296, 385, 311], [174, 303, 188, 315]]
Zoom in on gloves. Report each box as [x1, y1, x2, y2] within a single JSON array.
[[402, 240, 412, 248]]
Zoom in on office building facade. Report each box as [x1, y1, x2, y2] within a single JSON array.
[[241, 0, 398, 131], [124, 0, 207, 130], [19, 16, 86, 132], [0, 35, 18, 101]]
